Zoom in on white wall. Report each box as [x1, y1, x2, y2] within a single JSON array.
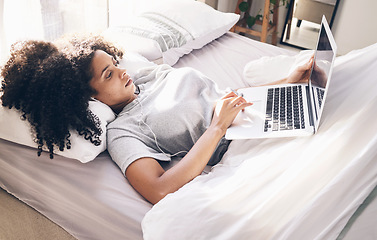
[[0, 0, 44, 66], [60, 0, 108, 35], [332, 0, 377, 55], [199, 0, 218, 9], [0, 0, 108, 66]]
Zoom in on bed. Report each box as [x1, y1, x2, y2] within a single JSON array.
[[1, 0, 377, 239]]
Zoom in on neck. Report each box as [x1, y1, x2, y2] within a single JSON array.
[[110, 94, 138, 114]]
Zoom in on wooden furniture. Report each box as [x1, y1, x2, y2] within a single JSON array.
[[231, 0, 280, 45]]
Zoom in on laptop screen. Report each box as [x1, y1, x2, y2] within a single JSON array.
[[309, 16, 337, 131]]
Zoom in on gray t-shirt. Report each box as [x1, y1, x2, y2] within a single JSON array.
[[107, 65, 228, 175]]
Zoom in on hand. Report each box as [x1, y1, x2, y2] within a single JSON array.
[[311, 61, 328, 88], [210, 91, 253, 135], [286, 57, 314, 84]]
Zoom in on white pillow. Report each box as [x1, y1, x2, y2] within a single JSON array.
[[0, 52, 154, 163], [119, 51, 157, 79], [103, 0, 239, 66], [243, 50, 315, 86], [0, 100, 115, 163]]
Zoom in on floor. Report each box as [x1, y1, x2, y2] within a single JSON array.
[[281, 17, 320, 50], [0, 187, 76, 240]]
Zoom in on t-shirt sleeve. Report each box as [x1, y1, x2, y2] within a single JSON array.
[[107, 130, 171, 176]]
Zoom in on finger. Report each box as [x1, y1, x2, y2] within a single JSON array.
[[222, 95, 245, 106], [231, 97, 253, 110], [230, 96, 247, 106], [308, 58, 314, 69], [235, 102, 253, 112], [222, 96, 238, 106], [298, 58, 314, 71], [223, 90, 238, 99]]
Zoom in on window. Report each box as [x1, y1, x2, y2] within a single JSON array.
[[0, 0, 108, 65]]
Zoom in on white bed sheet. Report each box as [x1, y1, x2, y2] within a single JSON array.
[[0, 32, 291, 240], [0, 142, 152, 240], [174, 32, 295, 89], [340, 185, 377, 239], [142, 42, 377, 239]]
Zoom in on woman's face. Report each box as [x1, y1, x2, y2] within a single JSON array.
[[90, 50, 136, 112]]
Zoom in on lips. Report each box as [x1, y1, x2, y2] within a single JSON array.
[[125, 78, 133, 88]]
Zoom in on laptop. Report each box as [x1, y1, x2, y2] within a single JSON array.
[[225, 16, 337, 139]]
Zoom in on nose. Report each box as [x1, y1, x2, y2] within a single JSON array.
[[119, 67, 128, 79]]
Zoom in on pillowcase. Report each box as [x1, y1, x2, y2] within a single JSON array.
[[0, 100, 115, 163], [0, 52, 153, 163], [119, 51, 157, 78], [243, 50, 315, 86], [103, 0, 239, 66]]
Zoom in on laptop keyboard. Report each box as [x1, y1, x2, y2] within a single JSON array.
[[264, 86, 305, 132], [316, 88, 325, 108]]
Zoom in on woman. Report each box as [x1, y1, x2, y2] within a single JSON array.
[[1, 35, 312, 204], [90, 48, 254, 204], [0, 36, 123, 158]]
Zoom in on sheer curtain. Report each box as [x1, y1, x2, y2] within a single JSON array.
[[1, 0, 43, 64], [0, 0, 108, 65], [0, 0, 5, 64]]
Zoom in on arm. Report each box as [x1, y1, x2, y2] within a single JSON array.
[[263, 57, 314, 86], [126, 92, 252, 204]]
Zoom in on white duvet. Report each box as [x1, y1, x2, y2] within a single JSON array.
[[142, 43, 377, 239]]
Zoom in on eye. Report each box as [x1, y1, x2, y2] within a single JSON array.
[[106, 71, 112, 79]]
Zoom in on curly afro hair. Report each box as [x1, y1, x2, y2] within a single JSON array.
[[57, 34, 124, 95], [1, 35, 124, 158]]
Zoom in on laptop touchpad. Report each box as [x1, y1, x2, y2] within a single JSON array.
[[232, 101, 264, 126]]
